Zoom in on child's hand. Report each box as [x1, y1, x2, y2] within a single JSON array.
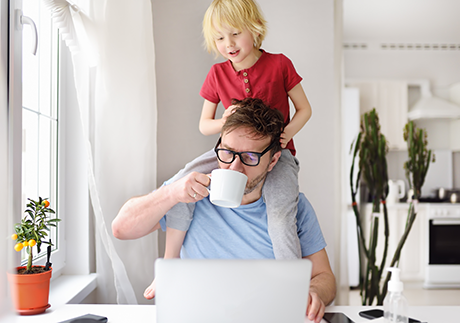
[[221, 105, 238, 124], [280, 131, 291, 149]]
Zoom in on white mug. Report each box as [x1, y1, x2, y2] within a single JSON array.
[[208, 169, 248, 208]]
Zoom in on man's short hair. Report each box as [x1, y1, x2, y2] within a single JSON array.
[[222, 98, 284, 155]]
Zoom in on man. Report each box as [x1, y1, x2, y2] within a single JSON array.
[[112, 98, 336, 323]]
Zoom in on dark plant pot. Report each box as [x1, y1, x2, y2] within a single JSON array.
[[6, 266, 52, 315]]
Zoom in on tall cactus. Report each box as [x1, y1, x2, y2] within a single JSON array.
[[350, 115, 434, 305], [350, 108, 390, 305]]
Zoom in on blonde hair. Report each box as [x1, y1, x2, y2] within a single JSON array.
[[203, 0, 267, 57]]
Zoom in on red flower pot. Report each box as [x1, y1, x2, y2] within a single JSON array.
[[7, 266, 53, 315]]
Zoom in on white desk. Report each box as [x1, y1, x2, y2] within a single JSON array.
[[1, 304, 459, 323]]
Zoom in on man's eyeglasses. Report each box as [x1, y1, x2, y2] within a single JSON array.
[[214, 137, 276, 167]]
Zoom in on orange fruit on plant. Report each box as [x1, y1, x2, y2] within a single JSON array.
[[11, 234, 18, 240], [14, 243, 23, 252], [28, 239, 36, 247], [43, 200, 50, 208], [22, 241, 29, 247]]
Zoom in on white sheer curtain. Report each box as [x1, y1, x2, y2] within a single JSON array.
[[43, 0, 158, 304]]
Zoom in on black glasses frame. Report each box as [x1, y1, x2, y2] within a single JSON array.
[[214, 137, 276, 167]]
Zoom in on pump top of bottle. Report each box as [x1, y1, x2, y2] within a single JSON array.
[[386, 267, 403, 292]]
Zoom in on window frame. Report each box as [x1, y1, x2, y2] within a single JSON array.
[[1, 0, 10, 304], [8, 0, 91, 279], [20, 0, 61, 268]]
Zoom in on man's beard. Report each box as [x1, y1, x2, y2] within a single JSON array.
[[244, 167, 269, 195]]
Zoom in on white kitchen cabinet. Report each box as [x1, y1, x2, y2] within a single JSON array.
[[361, 203, 426, 282], [346, 80, 408, 150]]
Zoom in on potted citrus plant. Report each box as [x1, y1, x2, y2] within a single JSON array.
[[7, 197, 60, 315]]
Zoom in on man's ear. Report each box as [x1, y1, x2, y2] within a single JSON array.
[[267, 151, 281, 172]]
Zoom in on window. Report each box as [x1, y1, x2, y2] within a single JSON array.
[[6, 0, 92, 282], [20, 0, 60, 265]]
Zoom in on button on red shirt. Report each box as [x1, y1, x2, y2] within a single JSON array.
[[200, 50, 302, 155]]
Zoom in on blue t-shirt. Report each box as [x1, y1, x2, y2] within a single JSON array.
[[160, 192, 326, 259]]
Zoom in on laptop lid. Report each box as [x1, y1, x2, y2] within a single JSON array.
[[155, 258, 312, 323]]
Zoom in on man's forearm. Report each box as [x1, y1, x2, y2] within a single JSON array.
[[112, 171, 211, 240], [112, 185, 177, 240], [310, 271, 336, 306]]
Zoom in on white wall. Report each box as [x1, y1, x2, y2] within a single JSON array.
[[151, 0, 217, 186], [151, 0, 344, 300], [345, 50, 460, 92]]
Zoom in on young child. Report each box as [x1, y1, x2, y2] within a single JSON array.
[[144, 0, 312, 299]]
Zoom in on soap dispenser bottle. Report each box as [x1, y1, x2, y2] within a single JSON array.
[[384, 267, 408, 323]]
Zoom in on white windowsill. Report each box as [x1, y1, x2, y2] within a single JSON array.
[[49, 274, 98, 308]]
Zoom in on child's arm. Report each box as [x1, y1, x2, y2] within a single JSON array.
[[199, 99, 235, 136], [281, 83, 312, 148], [164, 227, 186, 258]]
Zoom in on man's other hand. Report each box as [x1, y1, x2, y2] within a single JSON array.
[[306, 290, 326, 323]]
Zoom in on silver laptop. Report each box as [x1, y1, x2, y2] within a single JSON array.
[[155, 258, 312, 323]]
